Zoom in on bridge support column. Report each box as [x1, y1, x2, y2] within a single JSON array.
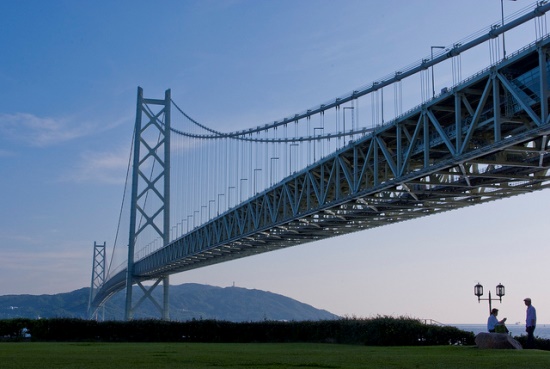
[[163, 276, 170, 320], [88, 241, 106, 320], [125, 87, 171, 321]]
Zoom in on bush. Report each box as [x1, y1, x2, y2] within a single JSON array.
[[0, 317, 475, 346], [514, 334, 550, 350], [0, 318, 33, 341]]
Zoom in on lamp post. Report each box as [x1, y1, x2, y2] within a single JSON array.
[[474, 283, 506, 314], [431, 46, 445, 98], [240, 178, 248, 202], [217, 193, 225, 215], [228, 186, 235, 208], [208, 200, 215, 219], [270, 157, 279, 186], [187, 215, 193, 232], [201, 205, 207, 223], [193, 210, 199, 228], [253, 169, 262, 194], [343, 106, 354, 145], [289, 143, 299, 174], [501, 0, 517, 59], [314, 127, 323, 161]]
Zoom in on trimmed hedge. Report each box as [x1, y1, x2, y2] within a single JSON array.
[[0, 316, 475, 345]]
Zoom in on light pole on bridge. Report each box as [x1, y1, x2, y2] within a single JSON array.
[[314, 127, 324, 161], [501, 0, 517, 59], [182, 218, 189, 234], [431, 46, 445, 98], [187, 215, 193, 232], [289, 143, 299, 174], [270, 157, 279, 186], [228, 186, 235, 208], [209, 200, 215, 219], [193, 210, 199, 228], [254, 169, 262, 194], [217, 193, 225, 215], [240, 178, 248, 202], [343, 106, 354, 146], [201, 205, 207, 223]]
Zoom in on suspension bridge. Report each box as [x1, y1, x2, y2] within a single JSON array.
[[89, 2, 550, 320]]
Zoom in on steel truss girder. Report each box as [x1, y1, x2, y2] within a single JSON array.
[[95, 35, 550, 304]]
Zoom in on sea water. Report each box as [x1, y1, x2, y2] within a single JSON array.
[[452, 324, 550, 339]]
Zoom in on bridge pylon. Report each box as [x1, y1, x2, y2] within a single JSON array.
[[88, 241, 106, 320], [125, 87, 171, 321]]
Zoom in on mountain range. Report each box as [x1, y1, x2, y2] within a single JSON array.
[[0, 283, 339, 321]]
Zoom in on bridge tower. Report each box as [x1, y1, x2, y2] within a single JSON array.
[[125, 87, 171, 320], [88, 241, 106, 320]]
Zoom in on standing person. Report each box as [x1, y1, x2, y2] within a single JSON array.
[[524, 297, 537, 349], [487, 308, 507, 333]]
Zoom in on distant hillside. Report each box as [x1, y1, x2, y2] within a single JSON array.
[[0, 288, 89, 320], [0, 284, 339, 321]]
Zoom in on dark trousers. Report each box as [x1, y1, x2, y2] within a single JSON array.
[[526, 326, 536, 349]]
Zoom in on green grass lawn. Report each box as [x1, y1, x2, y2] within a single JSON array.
[[1, 342, 549, 369]]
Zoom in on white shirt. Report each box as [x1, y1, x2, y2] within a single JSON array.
[[487, 314, 499, 331], [526, 305, 537, 327]]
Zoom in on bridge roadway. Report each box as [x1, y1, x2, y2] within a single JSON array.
[[93, 33, 550, 308]]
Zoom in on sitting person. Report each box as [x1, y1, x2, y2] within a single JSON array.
[[487, 308, 508, 333]]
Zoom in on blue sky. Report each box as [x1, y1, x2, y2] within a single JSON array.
[[1, 0, 548, 324]]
